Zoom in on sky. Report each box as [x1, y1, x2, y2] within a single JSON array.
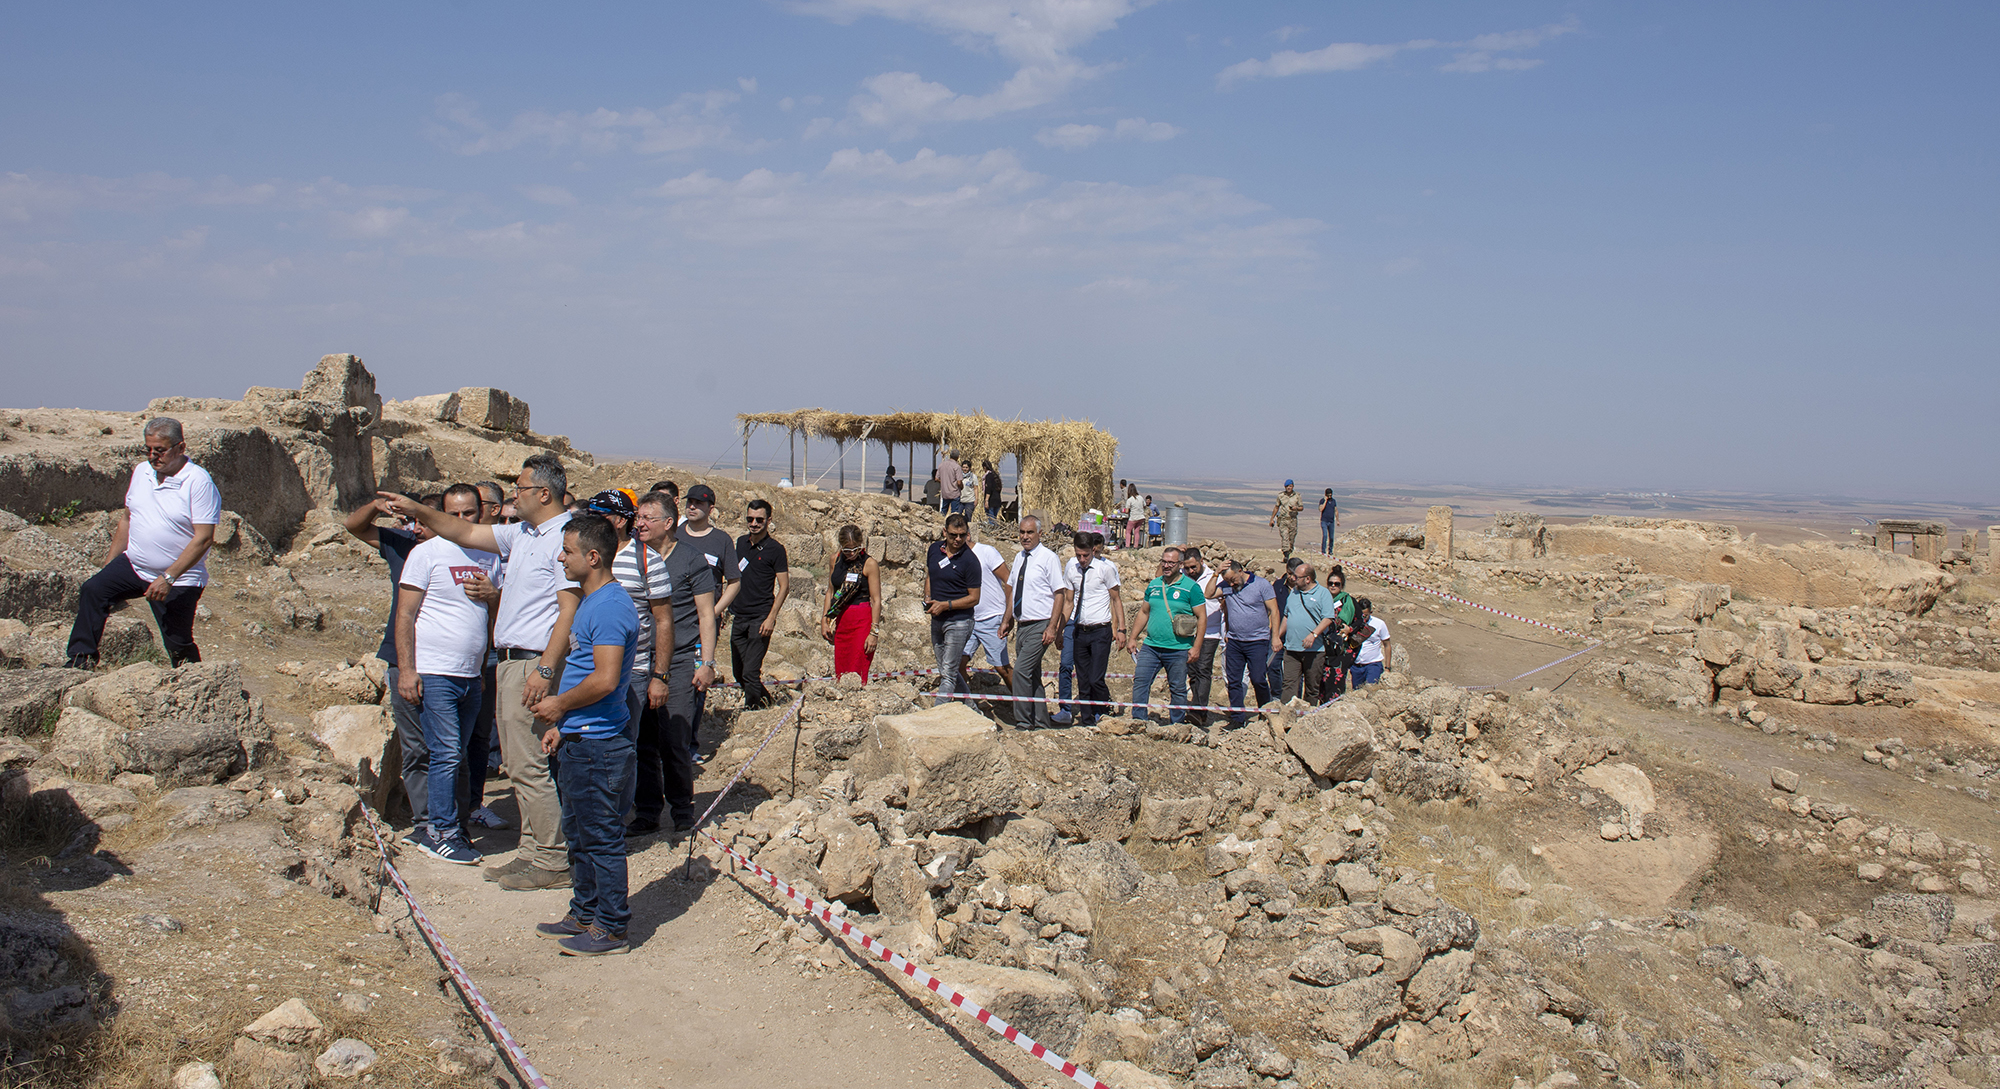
[[4, 2, 1996, 502]]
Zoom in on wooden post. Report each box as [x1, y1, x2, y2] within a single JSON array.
[[802, 432, 808, 486], [741, 422, 750, 480], [837, 438, 846, 491], [789, 429, 797, 483]]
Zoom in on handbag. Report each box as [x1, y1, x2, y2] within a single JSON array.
[[1167, 579, 1199, 639]]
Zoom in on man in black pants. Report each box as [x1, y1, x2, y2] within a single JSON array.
[[730, 498, 789, 710], [67, 417, 220, 669], [629, 491, 717, 837], [1062, 530, 1125, 726]]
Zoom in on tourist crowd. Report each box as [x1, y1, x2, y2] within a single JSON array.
[[61, 424, 1384, 956]]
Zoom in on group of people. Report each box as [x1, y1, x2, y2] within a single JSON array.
[[916, 515, 1392, 732], [1107, 481, 1161, 551], [915, 449, 1005, 524], [57, 425, 1385, 956]]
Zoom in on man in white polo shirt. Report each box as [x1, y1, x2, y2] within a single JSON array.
[[382, 451, 579, 891], [997, 515, 1068, 730], [67, 417, 221, 669]]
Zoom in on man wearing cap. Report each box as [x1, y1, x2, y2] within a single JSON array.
[[730, 498, 788, 710], [675, 484, 735, 757], [589, 490, 672, 735], [66, 417, 220, 669], [380, 451, 578, 891], [1270, 480, 1305, 561]]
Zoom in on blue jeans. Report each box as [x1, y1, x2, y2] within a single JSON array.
[[1351, 661, 1384, 687], [558, 731, 636, 934], [419, 673, 482, 840], [1320, 522, 1336, 553], [1130, 642, 1190, 725], [1223, 638, 1273, 726], [931, 614, 976, 700]]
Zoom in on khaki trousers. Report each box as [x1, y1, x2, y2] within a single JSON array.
[[496, 658, 567, 871]]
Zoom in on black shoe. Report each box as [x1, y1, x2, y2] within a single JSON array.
[[64, 655, 97, 671], [627, 817, 662, 837]]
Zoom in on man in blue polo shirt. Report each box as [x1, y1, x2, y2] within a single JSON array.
[[528, 513, 638, 957], [1209, 561, 1281, 726], [924, 512, 982, 704]]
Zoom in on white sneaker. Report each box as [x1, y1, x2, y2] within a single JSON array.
[[469, 807, 511, 829]]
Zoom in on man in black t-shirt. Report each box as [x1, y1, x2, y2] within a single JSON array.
[[343, 496, 431, 824], [924, 513, 983, 705], [675, 484, 737, 760], [730, 498, 789, 709]]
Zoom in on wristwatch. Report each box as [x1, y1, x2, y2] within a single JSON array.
[[535, 665, 554, 680], [652, 672, 670, 682]]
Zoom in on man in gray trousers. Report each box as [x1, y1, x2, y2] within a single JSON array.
[[997, 516, 1070, 729]]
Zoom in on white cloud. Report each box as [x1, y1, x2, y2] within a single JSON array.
[[738, 77, 759, 94], [1037, 117, 1178, 150], [520, 184, 577, 206], [431, 90, 762, 156], [1218, 19, 1578, 86], [1037, 123, 1107, 150], [795, 0, 1152, 134]]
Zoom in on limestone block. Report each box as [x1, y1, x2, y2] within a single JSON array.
[[851, 702, 1018, 833], [1803, 664, 1860, 705], [1053, 840, 1144, 905], [455, 388, 518, 432], [816, 816, 881, 902], [1423, 506, 1453, 561], [299, 354, 382, 423], [1314, 976, 1404, 1051], [310, 706, 392, 784], [1285, 701, 1376, 781], [388, 392, 460, 422], [1135, 795, 1214, 842], [1864, 893, 1953, 943], [242, 997, 326, 1046], [927, 957, 1084, 1053]]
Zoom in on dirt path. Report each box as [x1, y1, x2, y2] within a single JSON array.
[[402, 829, 1068, 1089]]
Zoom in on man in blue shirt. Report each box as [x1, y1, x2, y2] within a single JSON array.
[[1208, 561, 1281, 726], [1278, 562, 1336, 705], [528, 514, 638, 956], [923, 512, 982, 704]]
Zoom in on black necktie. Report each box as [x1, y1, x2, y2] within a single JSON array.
[[1013, 546, 1030, 620], [1072, 561, 1089, 627]]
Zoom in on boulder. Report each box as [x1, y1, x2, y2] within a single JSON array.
[[1404, 949, 1474, 1019], [1694, 628, 1743, 666], [185, 426, 313, 545], [124, 720, 242, 787], [313, 1038, 379, 1079], [817, 817, 882, 902], [929, 957, 1084, 1053], [241, 997, 326, 1046], [850, 702, 1018, 834], [1135, 795, 1214, 842], [1033, 891, 1094, 935], [1040, 776, 1140, 842], [388, 392, 460, 422], [1865, 893, 1954, 943], [1053, 840, 1144, 906], [455, 387, 529, 433], [0, 668, 93, 734], [1284, 701, 1376, 781], [1576, 762, 1656, 825], [310, 706, 392, 783], [1315, 976, 1404, 1051], [1288, 941, 1357, 986], [1332, 862, 1380, 900], [1339, 926, 1423, 981], [1803, 664, 1860, 705], [64, 661, 260, 734], [298, 354, 382, 423]]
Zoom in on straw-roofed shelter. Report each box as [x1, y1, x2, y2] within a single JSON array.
[[736, 409, 1118, 522]]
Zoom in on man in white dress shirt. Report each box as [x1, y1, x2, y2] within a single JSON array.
[[997, 516, 1069, 729], [67, 417, 220, 669]]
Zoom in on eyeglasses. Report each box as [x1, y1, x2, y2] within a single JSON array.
[[945, 531, 969, 540], [745, 516, 767, 525]]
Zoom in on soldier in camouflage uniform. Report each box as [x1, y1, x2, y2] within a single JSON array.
[[1270, 479, 1305, 560]]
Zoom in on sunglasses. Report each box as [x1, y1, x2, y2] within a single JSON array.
[[745, 516, 767, 524]]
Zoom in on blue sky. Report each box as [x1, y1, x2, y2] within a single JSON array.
[[4, 2, 1995, 501]]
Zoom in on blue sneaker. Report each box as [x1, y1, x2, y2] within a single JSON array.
[[1050, 710, 1074, 726], [535, 914, 588, 940], [558, 924, 629, 956], [431, 833, 483, 866], [405, 826, 436, 858]]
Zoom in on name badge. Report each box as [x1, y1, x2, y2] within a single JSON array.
[[845, 573, 859, 583]]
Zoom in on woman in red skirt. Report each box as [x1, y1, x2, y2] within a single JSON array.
[[822, 524, 882, 682]]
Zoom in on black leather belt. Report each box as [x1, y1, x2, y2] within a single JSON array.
[[1075, 623, 1111, 631], [497, 648, 544, 661]]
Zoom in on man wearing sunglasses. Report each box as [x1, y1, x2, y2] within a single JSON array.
[[730, 499, 789, 710], [66, 417, 220, 670], [1126, 548, 1206, 730]]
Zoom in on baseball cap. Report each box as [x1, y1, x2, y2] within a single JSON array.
[[584, 489, 636, 520], [685, 483, 717, 506]]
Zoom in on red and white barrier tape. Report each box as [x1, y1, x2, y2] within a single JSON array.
[[357, 803, 552, 1089], [1331, 555, 1592, 641], [698, 828, 1109, 1089]]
